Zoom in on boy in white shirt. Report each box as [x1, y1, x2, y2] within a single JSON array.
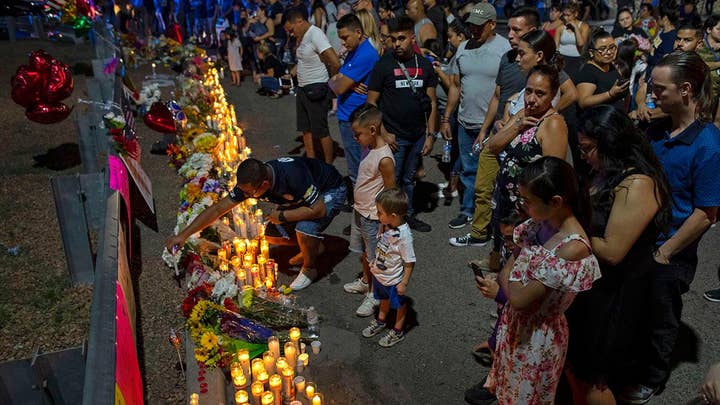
[[361, 187, 416, 347]]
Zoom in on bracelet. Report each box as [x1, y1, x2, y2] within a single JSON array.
[[278, 211, 286, 223], [608, 90, 614, 98], [441, 116, 450, 123]]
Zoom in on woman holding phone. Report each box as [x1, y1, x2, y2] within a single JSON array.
[[575, 29, 630, 114], [555, 2, 589, 80]]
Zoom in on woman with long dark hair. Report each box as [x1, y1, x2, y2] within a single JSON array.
[[575, 29, 630, 113], [565, 105, 671, 404]]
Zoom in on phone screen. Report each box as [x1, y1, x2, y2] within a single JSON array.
[[471, 262, 485, 279]]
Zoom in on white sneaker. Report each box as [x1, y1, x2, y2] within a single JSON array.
[[344, 277, 369, 294], [290, 271, 313, 291], [356, 293, 378, 317]]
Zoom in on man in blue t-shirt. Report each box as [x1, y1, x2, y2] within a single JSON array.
[[328, 14, 381, 185], [166, 157, 347, 291]]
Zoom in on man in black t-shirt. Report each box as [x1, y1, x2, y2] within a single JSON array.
[[367, 16, 438, 232], [267, 0, 285, 58], [166, 157, 347, 291]]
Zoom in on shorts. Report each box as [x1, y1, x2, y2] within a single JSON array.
[[296, 83, 331, 138], [349, 210, 380, 260], [267, 184, 347, 239], [372, 276, 407, 310]]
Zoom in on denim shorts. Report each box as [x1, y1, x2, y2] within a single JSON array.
[[372, 276, 407, 309], [293, 184, 347, 239], [349, 210, 380, 259]]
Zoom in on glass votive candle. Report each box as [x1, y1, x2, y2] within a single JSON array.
[[305, 382, 316, 399], [275, 357, 288, 374], [284, 342, 297, 370], [268, 336, 280, 359], [263, 350, 276, 375], [234, 389, 249, 405], [293, 376, 306, 394], [238, 350, 251, 378], [252, 358, 265, 379], [311, 393, 323, 405], [251, 381, 264, 403], [233, 373, 247, 390], [230, 361, 242, 378], [257, 370, 269, 386], [261, 391, 274, 405]]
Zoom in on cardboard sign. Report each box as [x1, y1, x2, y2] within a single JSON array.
[[121, 155, 154, 214]]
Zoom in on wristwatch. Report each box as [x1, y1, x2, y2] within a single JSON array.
[[278, 211, 286, 223]]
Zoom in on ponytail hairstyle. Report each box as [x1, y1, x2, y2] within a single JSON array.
[[655, 51, 714, 121], [520, 30, 564, 72], [583, 27, 613, 60], [519, 156, 592, 234]]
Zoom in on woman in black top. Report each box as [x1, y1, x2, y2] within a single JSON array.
[[611, 8, 648, 42], [575, 29, 630, 113], [566, 106, 671, 404]]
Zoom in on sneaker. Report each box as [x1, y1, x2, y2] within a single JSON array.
[[618, 383, 661, 404], [449, 233, 491, 247], [362, 319, 386, 337], [438, 189, 460, 199], [289, 271, 313, 291], [344, 277, 369, 294], [704, 288, 720, 302], [464, 381, 496, 405], [449, 214, 472, 229], [378, 329, 405, 347], [356, 293, 378, 317], [407, 216, 432, 232]]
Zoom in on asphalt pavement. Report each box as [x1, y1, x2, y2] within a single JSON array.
[[219, 76, 720, 404]]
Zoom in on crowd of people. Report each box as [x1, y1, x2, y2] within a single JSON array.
[[162, 0, 720, 403]]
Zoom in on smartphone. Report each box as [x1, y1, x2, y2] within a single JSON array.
[[617, 78, 630, 86], [470, 262, 485, 279], [425, 54, 435, 63]]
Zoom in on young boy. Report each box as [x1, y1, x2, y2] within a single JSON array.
[[361, 187, 416, 347], [343, 104, 396, 317]]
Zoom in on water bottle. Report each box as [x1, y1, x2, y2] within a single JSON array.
[[645, 92, 656, 109], [307, 306, 319, 337], [442, 140, 452, 163]]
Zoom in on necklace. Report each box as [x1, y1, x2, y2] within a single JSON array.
[[398, 54, 419, 80]]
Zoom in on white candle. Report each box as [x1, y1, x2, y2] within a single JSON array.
[[250, 382, 264, 405], [281, 367, 295, 400], [293, 376, 305, 396], [263, 351, 276, 375], [268, 374, 282, 405], [268, 336, 280, 360], [235, 390, 249, 405], [238, 350, 251, 381], [289, 327, 301, 352], [284, 342, 297, 371]]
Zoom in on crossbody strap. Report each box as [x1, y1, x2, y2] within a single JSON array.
[[397, 55, 420, 95]]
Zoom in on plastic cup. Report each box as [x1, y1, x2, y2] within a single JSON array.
[[310, 341, 321, 354]]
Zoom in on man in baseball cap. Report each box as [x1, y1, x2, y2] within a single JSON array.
[[466, 2, 496, 27]]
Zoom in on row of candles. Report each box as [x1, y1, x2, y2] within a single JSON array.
[[189, 328, 326, 405], [216, 235, 279, 290]]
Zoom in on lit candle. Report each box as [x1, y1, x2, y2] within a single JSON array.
[[231, 361, 242, 378], [281, 366, 294, 400], [289, 327, 301, 352], [268, 336, 280, 359], [261, 391, 274, 405], [305, 382, 316, 400], [296, 353, 309, 373], [190, 393, 199, 405], [260, 238, 269, 255], [231, 256, 241, 270], [218, 249, 227, 262], [233, 373, 247, 390], [263, 351, 276, 375], [233, 237, 245, 255], [250, 239, 259, 252], [312, 393, 323, 405], [251, 358, 265, 380], [244, 253, 254, 266], [219, 263, 228, 272], [252, 265, 263, 288], [251, 382, 264, 405], [275, 357, 288, 374], [238, 350, 251, 380], [257, 370, 269, 386], [151, 62, 156, 75], [268, 374, 282, 405], [284, 342, 297, 370], [235, 390, 249, 405], [293, 376, 306, 397], [257, 255, 267, 269]]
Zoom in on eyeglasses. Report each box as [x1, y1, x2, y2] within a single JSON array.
[[579, 144, 598, 156], [592, 44, 617, 54]]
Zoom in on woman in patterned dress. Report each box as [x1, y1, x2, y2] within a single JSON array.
[[484, 157, 601, 404]]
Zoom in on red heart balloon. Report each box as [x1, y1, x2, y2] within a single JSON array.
[[76, 0, 96, 18], [11, 65, 46, 108], [26, 102, 72, 124], [143, 102, 176, 133], [29, 50, 53, 72], [46, 60, 74, 102]]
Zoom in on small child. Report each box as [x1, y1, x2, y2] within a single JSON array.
[[361, 187, 415, 347], [343, 104, 396, 317], [226, 30, 243, 86]]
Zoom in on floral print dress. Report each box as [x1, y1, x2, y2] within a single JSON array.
[[485, 220, 601, 405], [491, 117, 549, 220]]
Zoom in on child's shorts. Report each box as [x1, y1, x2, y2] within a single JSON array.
[[349, 210, 380, 259], [372, 276, 407, 310]]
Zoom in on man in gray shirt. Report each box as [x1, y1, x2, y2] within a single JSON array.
[[440, 3, 510, 231]]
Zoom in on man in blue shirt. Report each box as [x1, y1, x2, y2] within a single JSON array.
[[166, 157, 347, 291], [328, 14, 380, 185], [621, 51, 720, 404]]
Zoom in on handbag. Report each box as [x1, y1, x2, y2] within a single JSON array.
[[398, 56, 432, 115], [302, 82, 329, 102]]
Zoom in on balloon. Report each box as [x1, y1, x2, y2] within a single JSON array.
[[143, 102, 176, 133], [166, 100, 186, 128], [73, 16, 92, 36], [46, 60, 74, 102], [166, 23, 183, 44], [29, 50, 53, 72], [75, 0, 96, 18], [26, 102, 72, 124], [11, 65, 46, 108]]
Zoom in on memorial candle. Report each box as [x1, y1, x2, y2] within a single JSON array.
[[190, 393, 199, 405], [275, 357, 288, 375], [244, 253, 254, 266], [293, 376, 305, 397], [267, 336, 280, 359], [263, 351, 276, 375], [218, 249, 227, 262], [238, 350, 251, 380], [281, 366, 294, 400], [251, 382, 264, 405], [261, 392, 274, 405], [235, 390, 249, 405], [305, 383, 316, 400], [311, 393, 323, 405], [296, 353, 309, 373], [233, 373, 247, 390], [252, 265, 263, 288], [289, 327, 301, 352], [231, 361, 242, 378], [284, 342, 297, 370], [233, 237, 245, 255], [231, 256, 241, 270], [257, 370, 269, 387], [251, 358, 265, 380], [268, 374, 282, 405]]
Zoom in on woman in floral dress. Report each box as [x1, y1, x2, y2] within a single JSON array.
[[487, 64, 570, 246], [485, 157, 601, 404]]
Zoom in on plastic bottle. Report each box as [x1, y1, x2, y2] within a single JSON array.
[[307, 306, 319, 337], [645, 91, 656, 109], [442, 140, 452, 163]]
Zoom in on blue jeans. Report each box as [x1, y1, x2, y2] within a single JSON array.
[[458, 123, 480, 217], [393, 136, 425, 216], [260, 77, 280, 92], [338, 120, 362, 184]]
